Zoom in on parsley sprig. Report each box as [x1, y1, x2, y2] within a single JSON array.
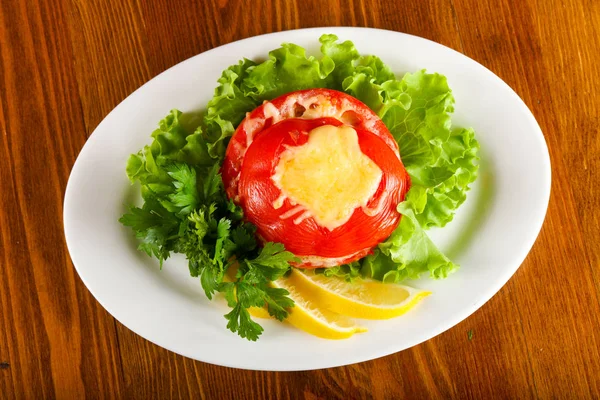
[[119, 110, 297, 340]]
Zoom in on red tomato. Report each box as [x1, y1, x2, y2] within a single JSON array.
[[222, 89, 411, 268]]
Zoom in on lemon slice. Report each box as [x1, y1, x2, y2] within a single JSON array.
[[245, 304, 271, 319], [271, 277, 367, 340], [286, 269, 431, 320], [224, 264, 366, 338]]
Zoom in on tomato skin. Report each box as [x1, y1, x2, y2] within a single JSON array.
[[222, 89, 411, 268]]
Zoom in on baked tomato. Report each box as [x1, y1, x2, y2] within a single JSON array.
[[222, 89, 410, 268]]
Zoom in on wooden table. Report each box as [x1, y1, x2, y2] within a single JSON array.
[[1, 0, 599, 398]]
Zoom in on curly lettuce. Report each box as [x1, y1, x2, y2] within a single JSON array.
[[198, 34, 479, 282]]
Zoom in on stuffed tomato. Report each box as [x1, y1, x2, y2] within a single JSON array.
[[222, 89, 411, 268]]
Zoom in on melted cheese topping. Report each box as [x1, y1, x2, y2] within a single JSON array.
[[272, 125, 382, 231]]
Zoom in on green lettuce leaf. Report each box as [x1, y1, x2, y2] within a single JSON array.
[[378, 71, 480, 228], [204, 59, 259, 159], [362, 201, 458, 282], [348, 70, 478, 280], [125, 110, 213, 196], [241, 42, 335, 99]]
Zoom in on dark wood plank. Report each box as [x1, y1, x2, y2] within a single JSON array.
[[66, 0, 152, 133], [0, 0, 124, 398]]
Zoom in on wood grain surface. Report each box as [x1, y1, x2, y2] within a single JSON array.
[[1, 0, 599, 398]]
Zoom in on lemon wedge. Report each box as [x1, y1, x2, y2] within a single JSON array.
[[271, 276, 367, 340], [286, 269, 431, 320], [223, 264, 428, 339], [244, 303, 271, 319], [224, 263, 366, 338]]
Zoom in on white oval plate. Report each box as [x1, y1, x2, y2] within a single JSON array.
[[64, 27, 550, 371]]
